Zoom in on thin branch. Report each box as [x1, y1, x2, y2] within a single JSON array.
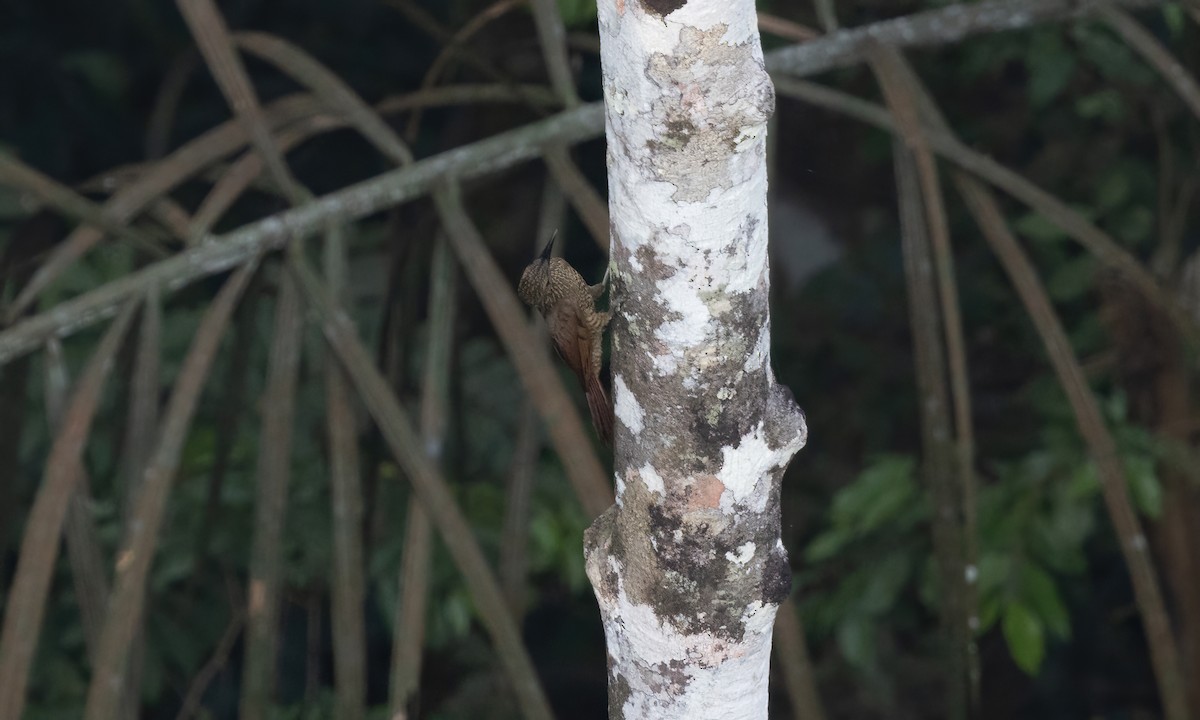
[[173, 606, 246, 720], [6, 0, 1164, 324], [287, 249, 556, 720], [119, 290, 162, 518], [375, 83, 559, 115], [187, 279, 259, 607], [192, 83, 549, 239], [7, 47, 618, 525], [404, 0, 530, 142], [502, 402, 541, 616], [188, 115, 344, 239], [527, 0, 611, 252], [529, 0, 579, 107], [42, 339, 113, 665], [0, 301, 138, 720], [764, 0, 1164, 77], [239, 269, 304, 720], [383, 0, 559, 121], [36, 61, 450, 311], [175, 9, 329, 716], [175, 0, 306, 205], [324, 224, 368, 720], [115, 289, 161, 720], [892, 137, 970, 720], [145, 50, 199, 160], [0, 154, 164, 262], [389, 233, 457, 716], [868, 46, 979, 716], [234, 32, 414, 165], [84, 261, 258, 720], [543, 148, 608, 251], [772, 78, 1199, 350], [6, 92, 321, 319], [0, 102, 605, 369], [956, 176, 1188, 720], [1151, 105, 1183, 274], [6, 0, 1182, 367], [773, 597, 828, 720], [174, 36, 374, 714], [812, 0, 839, 33], [75, 167, 196, 244], [1100, 6, 1200, 122], [758, 13, 821, 43], [433, 182, 612, 518]]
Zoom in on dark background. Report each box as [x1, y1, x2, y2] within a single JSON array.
[[2, 1, 1199, 718]]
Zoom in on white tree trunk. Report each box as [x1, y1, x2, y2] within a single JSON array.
[[584, 1, 808, 719]]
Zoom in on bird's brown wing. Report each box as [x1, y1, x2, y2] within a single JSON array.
[[546, 302, 588, 381], [546, 303, 612, 445]]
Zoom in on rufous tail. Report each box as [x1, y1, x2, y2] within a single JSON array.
[[584, 372, 614, 447]]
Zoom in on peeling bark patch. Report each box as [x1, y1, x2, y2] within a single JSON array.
[[650, 659, 692, 696], [689, 474, 724, 509], [639, 0, 686, 17], [614, 375, 645, 435], [726, 542, 755, 565], [643, 25, 774, 202]]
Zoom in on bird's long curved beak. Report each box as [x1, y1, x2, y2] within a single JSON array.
[[538, 230, 557, 261]]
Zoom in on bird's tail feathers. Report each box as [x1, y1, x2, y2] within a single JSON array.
[[585, 373, 614, 447]]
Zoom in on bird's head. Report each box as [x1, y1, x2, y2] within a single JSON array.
[[517, 231, 557, 310]]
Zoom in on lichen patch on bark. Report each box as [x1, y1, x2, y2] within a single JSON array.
[[613, 375, 645, 435], [643, 25, 774, 203]]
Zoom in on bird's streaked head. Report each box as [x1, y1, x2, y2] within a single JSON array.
[[517, 231, 557, 310]]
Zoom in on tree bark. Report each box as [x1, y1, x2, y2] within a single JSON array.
[[584, 2, 807, 718]]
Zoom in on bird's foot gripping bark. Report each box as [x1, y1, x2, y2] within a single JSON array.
[[589, 265, 611, 301]]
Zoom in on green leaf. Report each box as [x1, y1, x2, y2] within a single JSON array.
[[555, 0, 597, 26], [1046, 255, 1095, 302], [1026, 32, 1076, 107], [976, 553, 1012, 596], [1095, 171, 1131, 213], [1032, 505, 1093, 575], [1013, 212, 1066, 243], [1111, 206, 1155, 247], [859, 550, 914, 615], [1020, 564, 1071, 639], [836, 615, 876, 671], [980, 594, 1003, 632], [1003, 602, 1046, 675], [1074, 25, 1155, 86], [829, 455, 917, 533], [1105, 391, 1129, 422], [1075, 89, 1125, 123], [1125, 455, 1163, 518], [804, 528, 849, 563], [0, 187, 34, 220], [1164, 4, 1185, 38]]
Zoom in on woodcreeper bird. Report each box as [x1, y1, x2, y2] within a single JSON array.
[[517, 234, 613, 445]]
